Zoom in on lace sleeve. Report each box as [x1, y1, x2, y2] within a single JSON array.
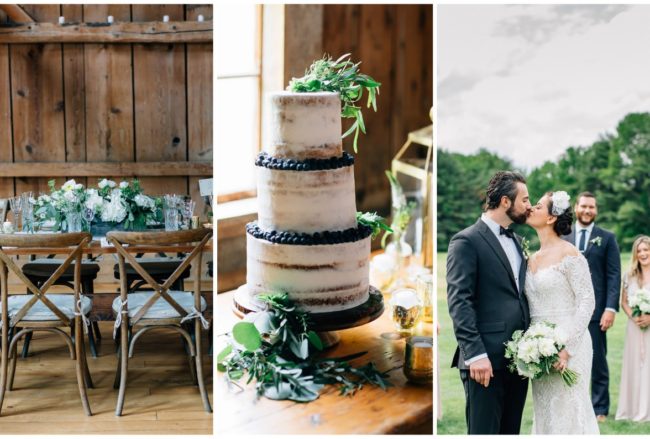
[[556, 255, 596, 356]]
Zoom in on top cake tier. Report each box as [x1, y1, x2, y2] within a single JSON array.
[[266, 91, 342, 160]]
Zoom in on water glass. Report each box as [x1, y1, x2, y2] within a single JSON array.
[[164, 207, 179, 231], [163, 194, 181, 231], [67, 211, 83, 232]]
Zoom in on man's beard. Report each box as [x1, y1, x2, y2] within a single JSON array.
[[506, 203, 528, 225], [578, 213, 595, 226]]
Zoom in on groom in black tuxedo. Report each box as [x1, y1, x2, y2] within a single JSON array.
[[562, 191, 621, 421], [447, 171, 532, 434]]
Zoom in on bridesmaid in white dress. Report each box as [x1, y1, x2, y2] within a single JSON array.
[[524, 191, 599, 434], [616, 235, 650, 422]]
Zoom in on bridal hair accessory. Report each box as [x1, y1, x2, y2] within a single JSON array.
[[551, 191, 571, 216]]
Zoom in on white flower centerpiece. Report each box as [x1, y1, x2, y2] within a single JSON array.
[[504, 321, 579, 387], [35, 178, 162, 233]]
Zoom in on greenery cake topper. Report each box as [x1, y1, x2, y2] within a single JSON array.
[[288, 53, 381, 153], [218, 293, 391, 402]]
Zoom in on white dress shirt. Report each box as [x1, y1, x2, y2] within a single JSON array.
[[575, 222, 594, 252], [575, 222, 616, 315], [465, 215, 523, 366]]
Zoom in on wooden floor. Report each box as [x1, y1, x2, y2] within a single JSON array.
[[0, 322, 213, 434]]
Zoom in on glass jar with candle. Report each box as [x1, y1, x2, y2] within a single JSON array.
[[389, 288, 422, 333], [404, 336, 433, 384]]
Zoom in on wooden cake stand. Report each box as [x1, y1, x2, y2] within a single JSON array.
[[233, 285, 385, 347]]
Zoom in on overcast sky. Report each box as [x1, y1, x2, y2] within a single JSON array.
[[438, 5, 650, 170]]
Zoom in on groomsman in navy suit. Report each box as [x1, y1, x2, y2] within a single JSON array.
[[563, 191, 621, 422]]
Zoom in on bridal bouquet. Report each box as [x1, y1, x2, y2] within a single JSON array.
[[504, 322, 579, 387], [629, 288, 650, 330]]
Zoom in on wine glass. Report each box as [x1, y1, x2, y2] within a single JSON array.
[[83, 207, 95, 233], [9, 196, 23, 232], [181, 199, 195, 230], [20, 192, 34, 233]]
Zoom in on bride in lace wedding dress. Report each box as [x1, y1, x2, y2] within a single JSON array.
[[525, 191, 600, 435]]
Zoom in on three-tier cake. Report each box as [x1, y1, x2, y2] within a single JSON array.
[[244, 91, 372, 313]]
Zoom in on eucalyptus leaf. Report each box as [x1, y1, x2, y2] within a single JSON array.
[[217, 345, 232, 363], [307, 331, 323, 351], [232, 322, 262, 352]]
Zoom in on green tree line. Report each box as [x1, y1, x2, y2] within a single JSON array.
[[437, 112, 650, 252]]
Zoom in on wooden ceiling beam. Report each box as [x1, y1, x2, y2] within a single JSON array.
[[0, 21, 212, 44], [0, 161, 213, 177], [0, 5, 34, 23]]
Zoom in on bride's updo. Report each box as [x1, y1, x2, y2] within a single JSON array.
[[546, 191, 573, 236]]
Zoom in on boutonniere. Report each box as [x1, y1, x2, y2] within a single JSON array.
[[521, 237, 531, 260], [590, 236, 603, 247]]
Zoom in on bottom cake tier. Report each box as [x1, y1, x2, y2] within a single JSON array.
[[245, 223, 372, 313]]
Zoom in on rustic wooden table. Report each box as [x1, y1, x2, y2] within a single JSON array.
[[215, 289, 433, 435]]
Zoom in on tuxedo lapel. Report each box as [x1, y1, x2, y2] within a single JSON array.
[[514, 235, 527, 293], [476, 221, 519, 293]]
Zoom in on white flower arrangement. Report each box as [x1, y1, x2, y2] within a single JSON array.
[[34, 178, 162, 232], [504, 321, 579, 386], [551, 191, 571, 216]]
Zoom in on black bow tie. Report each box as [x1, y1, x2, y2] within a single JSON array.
[[500, 226, 515, 239]]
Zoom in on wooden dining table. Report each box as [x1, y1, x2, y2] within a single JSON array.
[[215, 289, 433, 435]]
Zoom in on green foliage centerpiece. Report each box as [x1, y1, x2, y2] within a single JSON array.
[[218, 293, 392, 402], [289, 53, 381, 152]]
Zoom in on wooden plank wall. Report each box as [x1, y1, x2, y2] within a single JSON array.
[[0, 4, 213, 220], [322, 4, 433, 214]]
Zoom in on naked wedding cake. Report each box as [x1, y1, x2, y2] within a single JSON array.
[[245, 91, 372, 313]]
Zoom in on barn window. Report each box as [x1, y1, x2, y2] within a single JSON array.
[[216, 4, 263, 201]]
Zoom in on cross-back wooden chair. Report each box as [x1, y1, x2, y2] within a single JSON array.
[[0, 232, 93, 416], [107, 228, 212, 416]]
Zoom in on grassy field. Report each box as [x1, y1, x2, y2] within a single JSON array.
[[437, 252, 650, 434]]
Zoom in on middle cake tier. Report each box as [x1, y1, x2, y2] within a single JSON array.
[[255, 152, 357, 234]]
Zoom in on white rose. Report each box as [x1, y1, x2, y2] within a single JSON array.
[[75, 183, 84, 190], [518, 339, 541, 364], [537, 337, 558, 357], [134, 194, 154, 209], [85, 192, 104, 211], [63, 191, 78, 203], [119, 181, 129, 189], [62, 179, 77, 192]]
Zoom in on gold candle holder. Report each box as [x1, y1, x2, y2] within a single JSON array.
[[404, 336, 433, 385]]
